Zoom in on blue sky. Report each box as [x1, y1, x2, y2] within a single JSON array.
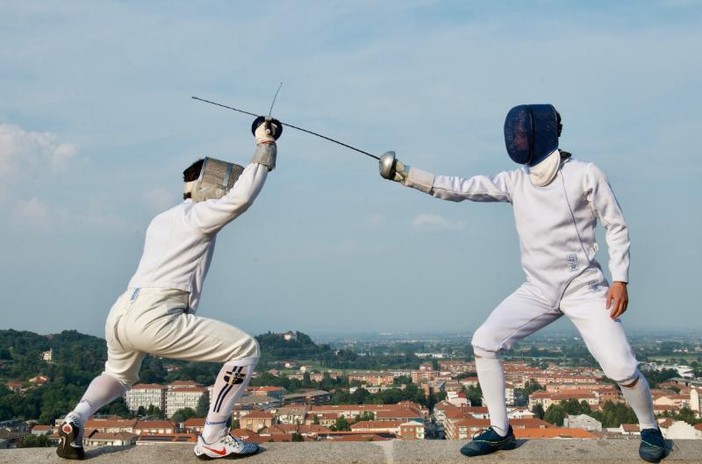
[[1, 1, 700, 338]]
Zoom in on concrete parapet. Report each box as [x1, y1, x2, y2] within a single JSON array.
[[1, 439, 701, 463]]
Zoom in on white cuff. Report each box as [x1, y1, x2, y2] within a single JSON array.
[[251, 143, 277, 171], [403, 167, 435, 193]]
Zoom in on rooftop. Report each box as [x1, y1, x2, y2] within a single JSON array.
[[2, 439, 701, 464]]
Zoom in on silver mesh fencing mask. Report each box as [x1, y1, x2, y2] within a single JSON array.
[[191, 157, 244, 202], [504, 104, 562, 166]]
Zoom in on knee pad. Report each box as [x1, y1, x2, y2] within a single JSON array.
[[472, 346, 499, 359], [616, 370, 642, 388], [471, 325, 507, 358]]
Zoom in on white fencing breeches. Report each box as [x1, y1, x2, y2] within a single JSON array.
[[103, 288, 260, 386], [472, 268, 639, 384]]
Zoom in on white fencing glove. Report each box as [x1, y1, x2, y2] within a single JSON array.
[[251, 116, 282, 144], [250, 116, 282, 171], [379, 151, 409, 183], [379, 150, 435, 193]]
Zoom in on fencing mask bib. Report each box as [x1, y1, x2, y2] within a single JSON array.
[[186, 157, 244, 202], [504, 104, 562, 167]]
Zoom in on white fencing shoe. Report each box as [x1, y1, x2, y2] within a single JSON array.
[[194, 428, 260, 460]]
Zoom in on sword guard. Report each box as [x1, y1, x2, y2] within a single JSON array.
[[252, 116, 283, 140]]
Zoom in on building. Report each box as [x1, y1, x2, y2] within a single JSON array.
[[399, 421, 425, 440], [445, 390, 469, 408], [240, 410, 276, 432], [563, 414, 603, 432], [347, 371, 395, 387], [166, 381, 208, 418], [182, 418, 205, 435], [445, 418, 490, 440], [83, 418, 139, 434], [308, 402, 424, 424], [83, 432, 138, 448], [350, 420, 403, 435], [250, 386, 286, 402], [283, 389, 331, 405], [134, 420, 176, 435], [662, 420, 700, 439], [125, 383, 166, 414], [30, 425, 53, 436], [528, 390, 599, 410], [275, 406, 308, 425]]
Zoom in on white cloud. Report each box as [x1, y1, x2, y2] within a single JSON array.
[[10, 197, 52, 231], [52, 143, 78, 168], [0, 123, 78, 181], [411, 213, 465, 231]]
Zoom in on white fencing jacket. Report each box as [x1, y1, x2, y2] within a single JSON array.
[[405, 157, 630, 304], [128, 162, 268, 311]]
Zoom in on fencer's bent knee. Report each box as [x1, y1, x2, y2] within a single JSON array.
[[600, 358, 640, 385], [103, 370, 137, 390], [471, 327, 501, 359], [233, 335, 260, 360], [614, 369, 641, 387], [472, 346, 499, 359]]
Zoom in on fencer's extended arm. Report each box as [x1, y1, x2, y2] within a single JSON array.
[[430, 172, 513, 203], [378, 151, 434, 193], [379, 152, 513, 202]]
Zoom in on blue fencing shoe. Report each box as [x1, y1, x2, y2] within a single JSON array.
[[639, 428, 670, 463], [460, 425, 516, 457]]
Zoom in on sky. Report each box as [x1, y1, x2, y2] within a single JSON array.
[[0, 1, 700, 339]]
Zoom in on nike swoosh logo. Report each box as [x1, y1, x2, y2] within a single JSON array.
[[203, 446, 228, 456]]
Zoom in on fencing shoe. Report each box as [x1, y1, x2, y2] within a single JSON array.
[[460, 425, 516, 457], [194, 428, 259, 460], [639, 428, 670, 463], [56, 413, 84, 460]]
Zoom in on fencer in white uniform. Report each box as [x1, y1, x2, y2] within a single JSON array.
[[56, 117, 282, 461], [379, 104, 668, 462]]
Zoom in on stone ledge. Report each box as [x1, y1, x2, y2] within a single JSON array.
[[1, 439, 701, 464]]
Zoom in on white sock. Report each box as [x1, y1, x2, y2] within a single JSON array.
[[71, 374, 127, 424], [202, 356, 258, 443], [619, 372, 657, 430], [475, 356, 509, 436]]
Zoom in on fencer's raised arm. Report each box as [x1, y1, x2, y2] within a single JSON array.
[[250, 117, 281, 171], [185, 118, 283, 234]]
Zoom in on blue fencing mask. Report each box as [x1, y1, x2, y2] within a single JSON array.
[[504, 104, 562, 166]]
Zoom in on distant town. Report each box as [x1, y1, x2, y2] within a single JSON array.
[[1, 328, 701, 450]]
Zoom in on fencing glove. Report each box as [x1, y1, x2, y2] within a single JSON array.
[[379, 151, 409, 183], [251, 117, 281, 170]]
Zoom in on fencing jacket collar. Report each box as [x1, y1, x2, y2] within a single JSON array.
[[528, 149, 562, 187]]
